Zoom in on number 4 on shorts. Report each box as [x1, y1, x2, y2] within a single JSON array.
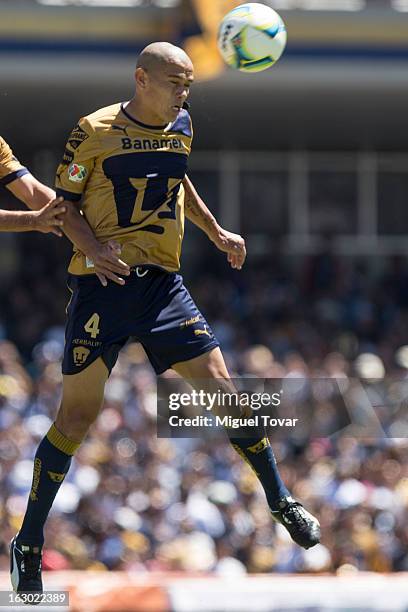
[[84, 313, 100, 339]]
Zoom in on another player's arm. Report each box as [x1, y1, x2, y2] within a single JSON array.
[[2, 172, 66, 236], [7, 172, 55, 210], [0, 139, 66, 235], [183, 175, 246, 270], [0, 203, 65, 235]]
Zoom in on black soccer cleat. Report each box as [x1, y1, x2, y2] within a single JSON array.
[[10, 536, 43, 600], [270, 496, 321, 549]]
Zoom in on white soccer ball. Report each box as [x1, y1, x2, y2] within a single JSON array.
[[217, 3, 287, 73]]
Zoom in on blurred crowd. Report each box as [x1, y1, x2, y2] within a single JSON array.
[[0, 232, 408, 575]]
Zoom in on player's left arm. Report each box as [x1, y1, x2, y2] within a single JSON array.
[[183, 175, 246, 270]]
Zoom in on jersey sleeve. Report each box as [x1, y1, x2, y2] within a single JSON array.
[[0, 136, 29, 187], [55, 117, 99, 202]]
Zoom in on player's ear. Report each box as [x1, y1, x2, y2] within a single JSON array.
[[135, 67, 148, 89]]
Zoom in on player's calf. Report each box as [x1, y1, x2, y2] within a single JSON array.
[[16, 423, 80, 547]]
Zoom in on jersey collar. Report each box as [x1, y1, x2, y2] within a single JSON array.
[[120, 102, 169, 131]]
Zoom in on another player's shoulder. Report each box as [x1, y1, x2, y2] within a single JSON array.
[[169, 107, 193, 138], [0, 135, 12, 160], [81, 103, 123, 134], [0, 135, 17, 167], [0, 135, 28, 183]]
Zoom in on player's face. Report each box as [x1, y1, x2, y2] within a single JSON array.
[[148, 61, 194, 123]]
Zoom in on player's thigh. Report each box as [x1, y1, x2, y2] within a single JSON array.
[[172, 346, 230, 380], [55, 357, 109, 437]]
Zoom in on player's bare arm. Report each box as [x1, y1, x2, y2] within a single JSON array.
[[183, 175, 246, 270], [0, 139, 67, 235], [61, 201, 130, 286], [0, 197, 66, 235], [7, 172, 55, 210]]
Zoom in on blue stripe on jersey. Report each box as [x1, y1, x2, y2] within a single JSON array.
[[55, 188, 82, 202], [170, 110, 192, 138], [0, 167, 29, 186], [102, 151, 188, 179]]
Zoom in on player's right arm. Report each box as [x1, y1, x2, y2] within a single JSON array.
[[62, 203, 129, 285], [55, 119, 130, 285]]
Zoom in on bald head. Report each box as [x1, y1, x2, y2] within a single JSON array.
[[130, 41, 194, 125], [137, 42, 193, 73]]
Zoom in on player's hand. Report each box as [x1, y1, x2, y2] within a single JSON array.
[[212, 227, 246, 270], [91, 240, 131, 287], [33, 196, 66, 237]]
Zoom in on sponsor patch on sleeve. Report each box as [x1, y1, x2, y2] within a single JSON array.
[[62, 149, 74, 165]]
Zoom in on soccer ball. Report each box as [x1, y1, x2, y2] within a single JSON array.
[[217, 3, 287, 73]]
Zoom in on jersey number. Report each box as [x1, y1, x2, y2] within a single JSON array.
[[84, 313, 100, 339], [110, 176, 180, 230]]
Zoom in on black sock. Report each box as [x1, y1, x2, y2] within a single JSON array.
[[227, 425, 289, 510], [18, 423, 80, 546]]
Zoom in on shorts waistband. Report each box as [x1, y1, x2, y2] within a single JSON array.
[[128, 265, 169, 276], [130, 266, 149, 277]]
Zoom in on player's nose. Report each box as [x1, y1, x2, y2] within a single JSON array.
[[176, 86, 189, 101]]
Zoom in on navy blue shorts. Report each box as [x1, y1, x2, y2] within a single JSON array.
[[62, 266, 219, 375]]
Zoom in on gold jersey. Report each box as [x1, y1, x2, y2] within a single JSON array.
[[0, 136, 29, 187], [56, 102, 193, 275]]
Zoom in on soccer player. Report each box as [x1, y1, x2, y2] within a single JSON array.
[[0, 136, 66, 234], [11, 42, 320, 594]]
